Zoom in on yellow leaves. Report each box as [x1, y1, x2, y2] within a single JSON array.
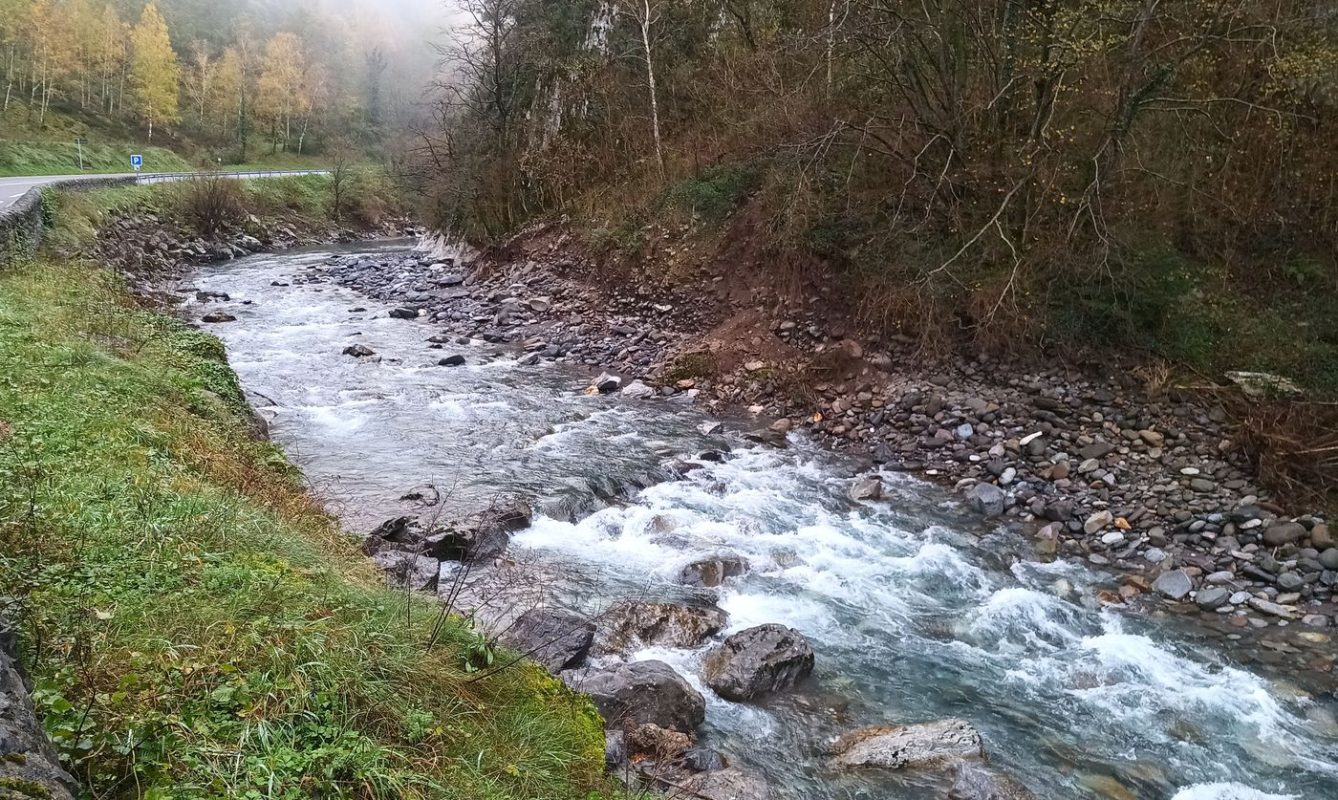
[[130, 1, 181, 128]]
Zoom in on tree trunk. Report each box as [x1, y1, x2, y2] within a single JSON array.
[[638, 0, 664, 179]]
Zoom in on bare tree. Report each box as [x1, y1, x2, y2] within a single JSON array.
[[617, 0, 666, 179]]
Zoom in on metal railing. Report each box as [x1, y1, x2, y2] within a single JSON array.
[[134, 169, 330, 184]]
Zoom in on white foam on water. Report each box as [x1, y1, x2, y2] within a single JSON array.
[[716, 590, 841, 639], [1170, 783, 1298, 800], [298, 404, 369, 434], [962, 587, 1089, 653]]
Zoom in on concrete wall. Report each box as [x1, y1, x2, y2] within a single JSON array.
[[0, 176, 137, 265]]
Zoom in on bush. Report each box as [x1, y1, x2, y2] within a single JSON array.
[[181, 176, 246, 235]]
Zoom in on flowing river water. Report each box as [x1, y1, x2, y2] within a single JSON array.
[[190, 243, 1338, 800]]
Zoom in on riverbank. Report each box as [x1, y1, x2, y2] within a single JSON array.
[[0, 187, 615, 798], [181, 239, 1338, 800], [314, 225, 1337, 648]]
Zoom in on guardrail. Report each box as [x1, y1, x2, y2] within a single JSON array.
[[135, 169, 329, 184], [1, 170, 329, 265]]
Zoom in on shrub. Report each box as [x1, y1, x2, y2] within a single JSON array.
[[181, 176, 246, 235]]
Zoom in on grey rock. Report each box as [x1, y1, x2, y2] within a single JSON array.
[[592, 372, 621, 393], [599, 601, 727, 652], [850, 477, 883, 502], [1319, 548, 1338, 570], [964, 483, 1005, 517], [830, 718, 984, 771], [342, 344, 376, 357], [389, 306, 418, 319], [370, 550, 439, 592], [438, 354, 466, 367], [1264, 522, 1306, 547], [1195, 587, 1230, 610], [500, 608, 595, 673], [1079, 441, 1115, 460], [1247, 597, 1296, 619], [703, 624, 814, 701], [621, 380, 657, 400], [562, 660, 705, 732], [1277, 572, 1306, 591], [0, 640, 77, 799], [201, 311, 236, 323], [1152, 569, 1193, 600]]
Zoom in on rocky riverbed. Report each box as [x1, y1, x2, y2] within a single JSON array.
[[302, 238, 1337, 646]]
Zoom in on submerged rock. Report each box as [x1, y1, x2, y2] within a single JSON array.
[[830, 718, 984, 771], [500, 608, 595, 673], [342, 343, 376, 357], [599, 600, 727, 652], [201, 311, 236, 323], [681, 767, 771, 800], [949, 762, 1035, 799], [561, 660, 705, 732], [702, 624, 814, 701]]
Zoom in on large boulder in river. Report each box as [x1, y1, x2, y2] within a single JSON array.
[[499, 608, 595, 673], [681, 767, 771, 800], [360, 515, 420, 556], [678, 555, 750, 588], [426, 498, 532, 563], [598, 600, 727, 653], [830, 718, 984, 771], [702, 624, 814, 701], [561, 660, 705, 733]]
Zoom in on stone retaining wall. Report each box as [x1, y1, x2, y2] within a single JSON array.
[[0, 176, 136, 265]]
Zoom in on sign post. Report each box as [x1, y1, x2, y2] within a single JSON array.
[[130, 154, 143, 172]]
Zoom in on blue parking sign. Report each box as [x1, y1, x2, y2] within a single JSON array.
[[130, 154, 143, 171]]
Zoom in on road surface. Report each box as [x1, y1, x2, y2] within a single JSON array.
[[0, 170, 327, 211]]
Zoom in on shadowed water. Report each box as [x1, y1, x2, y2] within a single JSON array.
[[191, 243, 1338, 800]]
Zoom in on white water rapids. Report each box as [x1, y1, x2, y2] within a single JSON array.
[[191, 243, 1338, 800]]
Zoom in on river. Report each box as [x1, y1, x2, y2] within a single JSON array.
[[189, 242, 1338, 800]]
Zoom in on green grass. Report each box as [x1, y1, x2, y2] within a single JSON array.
[[0, 141, 192, 177], [0, 248, 610, 795], [657, 162, 761, 224]]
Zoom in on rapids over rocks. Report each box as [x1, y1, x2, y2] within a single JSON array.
[[189, 243, 1338, 800]]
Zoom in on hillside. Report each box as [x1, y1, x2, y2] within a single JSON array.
[[414, 0, 1338, 396]]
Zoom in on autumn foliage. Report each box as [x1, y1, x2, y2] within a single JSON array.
[[422, 0, 1338, 388]]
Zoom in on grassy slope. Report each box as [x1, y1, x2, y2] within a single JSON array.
[[0, 105, 334, 177], [0, 190, 610, 798]]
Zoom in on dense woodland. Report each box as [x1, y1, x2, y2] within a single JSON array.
[[423, 0, 1338, 385], [0, 0, 432, 159]]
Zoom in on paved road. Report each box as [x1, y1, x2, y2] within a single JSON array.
[[0, 170, 326, 211]]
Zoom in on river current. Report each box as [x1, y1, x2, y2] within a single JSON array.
[[190, 243, 1338, 800]]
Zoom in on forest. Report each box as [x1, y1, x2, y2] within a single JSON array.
[[421, 0, 1338, 389], [0, 0, 431, 162]]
